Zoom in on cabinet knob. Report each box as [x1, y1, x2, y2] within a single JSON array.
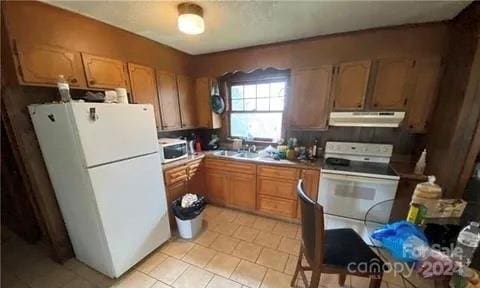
[[357, 104, 362, 108], [89, 80, 96, 85], [70, 78, 78, 84], [409, 125, 414, 129], [373, 103, 378, 107]]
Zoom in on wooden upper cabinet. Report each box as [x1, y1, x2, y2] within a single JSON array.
[[289, 65, 333, 129], [14, 41, 86, 87], [81, 53, 128, 89], [371, 58, 414, 110], [195, 77, 221, 129], [157, 70, 181, 130], [332, 60, 371, 110], [127, 63, 161, 128], [177, 75, 197, 128], [405, 58, 443, 133]]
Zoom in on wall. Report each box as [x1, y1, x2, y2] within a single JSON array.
[[2, 1, 192, 79], [192, 23, 449, 77], [193, 23, 449, 158], [427, 3, 480, 197]]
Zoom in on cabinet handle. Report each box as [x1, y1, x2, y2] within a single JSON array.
[[357, 104, 362, 108], [70, 78, 78, 84], [409, 125, 414, 129], [89, 80, 96, 85], [373, 103, 378, 107]]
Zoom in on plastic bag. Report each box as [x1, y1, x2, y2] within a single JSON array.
[[371, 221, 429, 262], [181, 193, 198, 208], [172, 195, 205, 220]]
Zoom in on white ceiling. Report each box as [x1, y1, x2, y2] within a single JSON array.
[[46, 1, 470, 55]]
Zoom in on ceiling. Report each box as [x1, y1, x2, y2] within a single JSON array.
[[45, 1, 470, 55]]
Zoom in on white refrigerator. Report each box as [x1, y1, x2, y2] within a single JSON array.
[[28, 102, 171, 278]]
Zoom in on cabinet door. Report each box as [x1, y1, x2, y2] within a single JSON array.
[[186, 160, 206, 198], [14, 42, 86, 87], [177, 75, 197, 128], [332, 61, 371, 110], [81, 53, 128, 89], [228, 173, 256, 210], [128, 63, 161, 128], [289, 65, 333, 129], [371, 58, 414, 110], [405, 58, 442, 133], [157, 70, 181, 130], [301, 169, 320, 201], [205, 168, 227, 205], [195, 77, 221, 129]]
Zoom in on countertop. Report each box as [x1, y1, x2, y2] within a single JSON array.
[[390, 161, 428, 181], [162, 151, 323, 171], [162, 151, 427, 181], [162, 153, 206, 171]]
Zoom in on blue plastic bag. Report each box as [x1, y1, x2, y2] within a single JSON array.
[[371, 221, 428, 262]]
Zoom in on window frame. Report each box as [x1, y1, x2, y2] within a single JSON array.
[[227, 74, 289, 143]]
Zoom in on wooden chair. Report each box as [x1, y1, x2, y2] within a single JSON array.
[[291, 180, 384, 288]]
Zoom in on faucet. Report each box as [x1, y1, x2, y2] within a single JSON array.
[[248, 145, 256, 153]]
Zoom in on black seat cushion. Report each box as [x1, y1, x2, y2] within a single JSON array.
[[324, 228, 384, 270]]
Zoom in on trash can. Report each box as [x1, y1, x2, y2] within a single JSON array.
[[172, 195, 205, 239]]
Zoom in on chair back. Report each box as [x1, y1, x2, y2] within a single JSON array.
[[297, 179, 325, 266]]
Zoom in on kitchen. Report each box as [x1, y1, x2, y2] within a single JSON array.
[[2, 1, 480, 288]]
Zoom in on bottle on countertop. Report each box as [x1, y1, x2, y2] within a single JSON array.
[[312, 139, 318, 158], [194, 135, 202, 152], [414, 148, 427, 175], [57, 75, 71, 102]]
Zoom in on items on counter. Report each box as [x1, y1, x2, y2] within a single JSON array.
[[57, 75, 71, 102], [414, 148, 427, 175], [83, 91, 105, 102], [206, 134, 220, 150], [116, 88, 129, 104], [194, 134, 202, 152], [451, 222, 480, 267], [311, 139, 318, 158], [286, 137, 297, 160]]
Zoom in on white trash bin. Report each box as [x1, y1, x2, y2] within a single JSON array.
[[175, 211, 204, 239]]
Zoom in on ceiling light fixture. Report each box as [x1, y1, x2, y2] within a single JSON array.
[[177, 2, 204, 35]]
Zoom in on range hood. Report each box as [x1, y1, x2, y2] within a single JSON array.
[[329, 111, 405, 127]]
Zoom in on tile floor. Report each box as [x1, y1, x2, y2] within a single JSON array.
[[2, 205, 415, 288]]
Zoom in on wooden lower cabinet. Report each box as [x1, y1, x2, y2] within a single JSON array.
[[228, 173, 256, 210], [205, 168, 228, 205], [301, 169, 320, 201], [257, 195, 297, 218], [257, 177, 297, 200]]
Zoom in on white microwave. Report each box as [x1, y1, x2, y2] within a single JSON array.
[[158, 138, 188, 163]]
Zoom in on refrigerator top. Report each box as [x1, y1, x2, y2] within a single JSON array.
[[30, 102, 160, 168]]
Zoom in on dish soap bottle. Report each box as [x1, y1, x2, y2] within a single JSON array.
[[414, 148, 427, 175]]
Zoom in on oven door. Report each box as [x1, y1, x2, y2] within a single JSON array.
[[317, 172, 398, 223], [161, 143, 187, 163]]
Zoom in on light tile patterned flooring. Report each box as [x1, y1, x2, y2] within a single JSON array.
[[2, 205, 410, 288]]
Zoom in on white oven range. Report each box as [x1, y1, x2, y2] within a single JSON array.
[[317, 141, 400, 244]]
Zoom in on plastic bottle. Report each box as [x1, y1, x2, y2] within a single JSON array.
[[451, 222, 480, 267], [57, 75, 71, 102], [414, 148, 427, 175]]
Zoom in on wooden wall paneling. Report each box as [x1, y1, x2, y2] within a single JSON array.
[[157, 70, 181, 130], [127, 63, 162, 128], [1, 116, 42, 243], [405, 57, 443, 133], [332, 60, 371, 110], [12, 41, 86, 88], [370, 58, 414, 110], [177, 74, 197, 128], [191, 23, 449, 78], [289, 65, 333, 129], [81, 53, 128, 89], [2, 86, 74, 261]]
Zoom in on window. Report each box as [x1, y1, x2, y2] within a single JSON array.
[[229, 80, 286, 141]]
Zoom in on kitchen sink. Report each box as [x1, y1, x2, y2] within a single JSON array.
[[235, 152, 259, 159], [213, 150, 240, 157]]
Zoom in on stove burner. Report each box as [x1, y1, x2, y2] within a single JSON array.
[[325, 157, 350, 166]]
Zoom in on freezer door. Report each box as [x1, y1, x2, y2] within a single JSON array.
[[88, 152, 170, 277], [69, 103, 158, 167]]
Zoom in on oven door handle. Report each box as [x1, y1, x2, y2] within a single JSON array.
[[320, 173, 397, 185]]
